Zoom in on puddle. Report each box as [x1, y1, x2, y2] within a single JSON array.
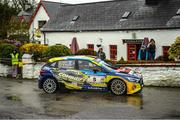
[[6, 95, 21, 101]]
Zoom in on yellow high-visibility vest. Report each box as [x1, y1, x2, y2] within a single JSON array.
[[10, 53, 19, 65]]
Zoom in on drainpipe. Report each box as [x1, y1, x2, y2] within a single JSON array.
[[43, 31, 46, 45]]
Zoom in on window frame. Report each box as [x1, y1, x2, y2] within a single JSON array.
[[77, 60, 104, 72], [38, 20, 47, 28], [87, 44, 94, 51], [57, 60, 76, 70], [109, 45, 117, 60]]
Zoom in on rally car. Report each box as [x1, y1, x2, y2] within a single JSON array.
[[38, 56, 143, 95]]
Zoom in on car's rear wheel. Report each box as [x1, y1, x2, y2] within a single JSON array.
[[110, 79, 126, 95], [43, 78, 58, 93]]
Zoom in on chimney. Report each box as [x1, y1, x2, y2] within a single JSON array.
[[145, 0, 159, 5]]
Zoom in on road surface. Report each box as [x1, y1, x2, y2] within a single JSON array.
[[0, 77, 180, 119]]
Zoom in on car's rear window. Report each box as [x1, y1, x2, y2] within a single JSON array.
[[42, 62, 58, 68]]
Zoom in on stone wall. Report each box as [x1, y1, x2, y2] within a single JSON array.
[[0, 63, 180, 87], [0, 64, 11, 77], [142, 67, 180, 87], [22, 63, 45, 79]]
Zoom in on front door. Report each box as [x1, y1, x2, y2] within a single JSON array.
[[127, 44, 141, 61], [127, 44, 137, 60]]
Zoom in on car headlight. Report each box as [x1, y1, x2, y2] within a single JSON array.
[[126, 77, 140, 82]]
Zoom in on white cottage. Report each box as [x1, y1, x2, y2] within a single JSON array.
[[29, 0, 62, 43], [30, 0, 180, 61]]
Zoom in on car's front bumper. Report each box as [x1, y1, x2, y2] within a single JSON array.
[[126, 78, 143, 95]]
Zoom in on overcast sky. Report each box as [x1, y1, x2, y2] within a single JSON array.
[[36, 0, 112, 4]]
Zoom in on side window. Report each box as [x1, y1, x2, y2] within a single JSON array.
[[50, 62, 58, 68], [58, 60, 75, 70], [43, 62, 57, 68], [78, 60, 102, 72]]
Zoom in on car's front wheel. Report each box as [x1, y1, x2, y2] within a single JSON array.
[[43, 78, 58, 93], [110, 79, 126, 95]]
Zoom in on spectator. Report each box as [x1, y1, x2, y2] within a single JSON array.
[[147, 39, 156, 60], [97, 47, 106, 60], [10, 49, 19, 78]]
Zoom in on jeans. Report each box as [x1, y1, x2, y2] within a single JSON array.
[[12, 65, 18, 78], [148, 52, 155, 60]]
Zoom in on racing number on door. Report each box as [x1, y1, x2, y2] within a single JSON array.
[[78, 60, 106, 84]]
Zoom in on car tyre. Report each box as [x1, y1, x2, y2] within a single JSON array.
[[43, 78, 58, 93], [110, 79, 126, 95]]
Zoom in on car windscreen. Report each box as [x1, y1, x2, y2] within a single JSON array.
[[94, 59, 116, 73]]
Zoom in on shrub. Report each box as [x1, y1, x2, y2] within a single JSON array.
[[8, 34, 29, 42], [0, 43, 17, 65], [168, 36, 180, 60], [0, 39, 22, 47], [43, 44, 71, 59], [76, 49, 97, 56], [20, 43, 48, 61], [155, 55, 172, 61]]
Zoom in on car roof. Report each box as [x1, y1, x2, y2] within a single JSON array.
[[48, 55, 96, 62]]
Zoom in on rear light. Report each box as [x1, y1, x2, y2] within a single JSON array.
[[40, 70, 46, 75]]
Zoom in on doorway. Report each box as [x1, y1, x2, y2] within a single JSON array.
[[127, 44, 141, 60]]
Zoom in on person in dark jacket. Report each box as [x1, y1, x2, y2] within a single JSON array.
[[97, 48, 106, 60], [147, 39, 156, 60]]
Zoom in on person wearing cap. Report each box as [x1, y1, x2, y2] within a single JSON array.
[[97, 48, 106, 60], [10, 49, 19, 78]]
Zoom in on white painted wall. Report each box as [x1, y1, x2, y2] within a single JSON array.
[[29, 5, 49, 43], [44, 29, 180, 60]]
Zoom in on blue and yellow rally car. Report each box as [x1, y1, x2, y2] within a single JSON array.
[[38, 56, 143, 95]]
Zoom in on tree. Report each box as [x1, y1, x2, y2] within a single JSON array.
[[0, 0, 34, 39], [0, 0, 34, 11], [8, 16, 29, 41], [0, 2, 19, 38], [12, 0, 34, 11], [168, 36, 180, 60]]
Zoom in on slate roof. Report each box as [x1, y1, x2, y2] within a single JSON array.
[[29, 1, 69, 26], [42, 0, 180, 32], [41, 1, 61, 18]]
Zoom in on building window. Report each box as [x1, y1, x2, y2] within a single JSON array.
[[72, 16, 79, 21], [122, 11, 131, 19], [87, 44, 94, 51], [38, 20, 46, 28], [162, 46, 170, 57], [110, 45, 117, 60]]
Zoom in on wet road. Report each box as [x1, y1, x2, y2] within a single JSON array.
[[0, 77, 180, 119]]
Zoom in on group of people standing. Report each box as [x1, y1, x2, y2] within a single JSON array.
[[97, 38, 156, 61], [138, 38, 156, 60]]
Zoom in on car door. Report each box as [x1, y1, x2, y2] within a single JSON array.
[[78, 60, 107, 89]]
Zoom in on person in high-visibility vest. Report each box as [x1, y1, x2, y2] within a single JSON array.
[[10, 49, 19, 78]]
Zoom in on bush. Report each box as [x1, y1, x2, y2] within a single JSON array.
[[168, 36, 180, 60], [0, 39, 22, 47], [76, 49, 97, 56], [43, 44, 71, 59], [8, 34, 29, 42], [20, 43, 48, 61], [155, 55, 172, 61], [0, 43, 17, 65]]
